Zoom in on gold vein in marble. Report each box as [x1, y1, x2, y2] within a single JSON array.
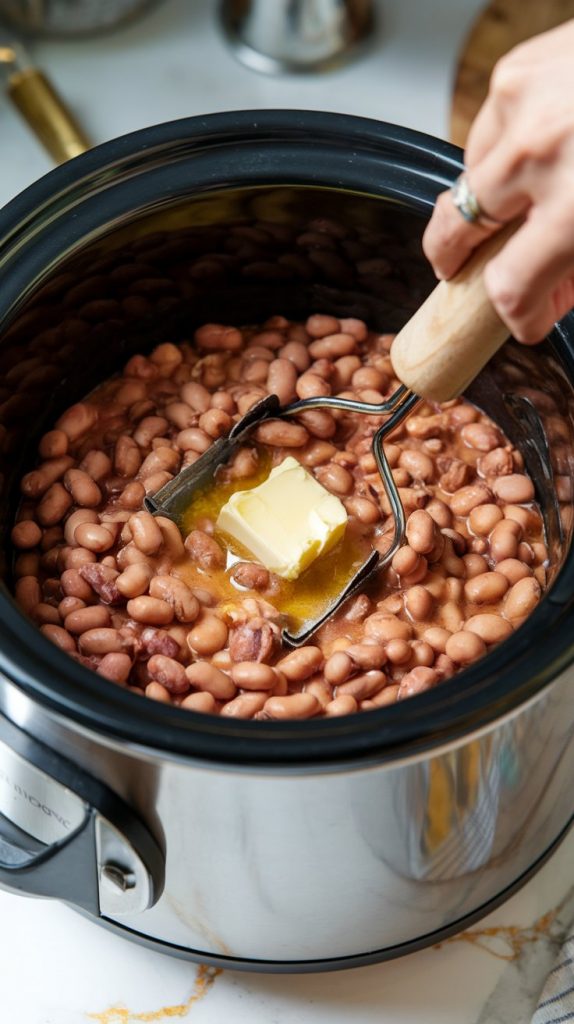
[[437, 908, 558, 961], [86, 965, 222, 1023]]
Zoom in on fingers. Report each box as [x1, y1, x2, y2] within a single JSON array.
[[423, 142, 530, 281], [484, 208, 574, 343]]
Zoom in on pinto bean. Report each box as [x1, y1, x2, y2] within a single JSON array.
[[55, 402, 98, 442], [276, 646, 323, 681], [478, 447, 514, 478], [464, 614, 513, 644], [364, 614, 411, 643], [490, 521, 520, 562], [492, 474, 535, 504], [335, 667, 386, 700], [308, 332, 356, 359], [220, 692, 268, 718], [149, 576, 199, 622], [344, 495, 380, 524], [324, 651, 354, 684], [503, 577, 541, 622], [230, 562, 271, 591], [21, 457, 75, 500], [263, 693, 320, 719], [41, 623, 76, 652], [296, 409, 336, 439], [460, 422, 501, 451], [445, 630, 486, 664], [188, 615, 228, 657], [64, 469, 101, 508], [450, 483, 492, 517], [198, 408, 232, 439], [180, 692, 218, 713], [37, 483, 73, 526], [397, 666, 438, 699], [404, 585, 433, 621], [97, 652, 132, 684], [468, 503, 504, 536], [127, 595, 174, 625], [315, 463, 354, 496], [180, 381, 211, 413], [184, 530, 225, 570], [128, 510, 163, 556], [155, 517, 186, 561], [64, 604, 111, 633], [145, 682, 171, 703], [148, 654, 189, 694], [195, 323, 243, 352], [231, 662, 277, 690], [79, 628, 124, 655], [405, 509, 435, 554], [185, 662, 236, 700], [266, 358, 298, 404], [306, 314, 340, 338], [39, 430, 68, 459], [255, 420, 309, 448], [279, 341, 311, 373], [464, 571, 509, 604], [74, 522, 116, 553], [496, 558, 532, 585], [114, 435, 142, 477], [296, 372, 331, 399], [11, 520, 42, 549]]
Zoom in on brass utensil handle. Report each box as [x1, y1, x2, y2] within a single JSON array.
[[8, 67, 91, 163], [390, 222, 519, 403]]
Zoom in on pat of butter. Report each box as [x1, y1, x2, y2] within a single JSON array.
[[216, 456, 347, 580]]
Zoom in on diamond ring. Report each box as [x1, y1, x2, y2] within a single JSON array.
[[451, 173, 501, 227]]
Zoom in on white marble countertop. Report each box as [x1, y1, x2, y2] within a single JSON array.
[[2, 1, 572, 1021]]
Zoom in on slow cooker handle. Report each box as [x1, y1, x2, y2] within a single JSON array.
[[0, 714, 164, 917]]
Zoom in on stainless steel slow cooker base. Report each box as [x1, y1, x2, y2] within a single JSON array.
[[85, 815, 574, 972], [0, 112, 573, 969]]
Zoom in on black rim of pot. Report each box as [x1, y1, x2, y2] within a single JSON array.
[[0, 109, 572, 768]]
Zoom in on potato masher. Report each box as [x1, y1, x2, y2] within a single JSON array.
[[146, 225, 518, 646]]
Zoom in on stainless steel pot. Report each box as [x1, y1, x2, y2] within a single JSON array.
[[0, 111, 573, 972]]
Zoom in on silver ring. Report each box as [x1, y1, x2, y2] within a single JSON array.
[[451, 172, 500, 227]]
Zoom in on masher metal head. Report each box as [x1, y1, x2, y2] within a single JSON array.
[[146, 222, 522, 647], [145, 387, 420, 647]]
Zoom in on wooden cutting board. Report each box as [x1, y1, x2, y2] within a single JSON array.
[[450, 0, 574, 147]]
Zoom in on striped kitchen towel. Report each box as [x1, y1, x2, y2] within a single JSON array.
[[532, 936, 574, 1023]]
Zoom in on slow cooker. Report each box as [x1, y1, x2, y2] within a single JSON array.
[[0, 111, 572, 972]]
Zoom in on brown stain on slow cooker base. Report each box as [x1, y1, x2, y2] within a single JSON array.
[[86, 964, 221, 1023]]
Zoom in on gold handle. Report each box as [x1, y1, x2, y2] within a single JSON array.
[[7, 67, 91, 163]]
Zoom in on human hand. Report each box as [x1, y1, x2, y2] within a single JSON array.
[[423, 19, 574, 344]]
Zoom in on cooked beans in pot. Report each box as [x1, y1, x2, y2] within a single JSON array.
[[12, 316, 548, 719]]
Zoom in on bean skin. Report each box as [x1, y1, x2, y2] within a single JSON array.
[[464, 572, 509, 604], [231, 662, 277, 690], [325, 695, 358, 716], [504, 577, 541, 622], [255, 420, 309, 448], [11, 520, 42, 549], [450, 483, 493, 517], [276, 646, 323, 682], [337, 671, 387, 700], [97, 652, 132, 684], [149, 576, 199, 622], [315, 463, 354, 496], [181, 692, 218, 713], [492, 474, 535, 504], [397, 666, 438, 698], [187, 615, 228, 657], [405, 510, 435, 554], [364, 614, 412, 643], [64, 469, 101, 508], [64, 605, 111, 634], [446, 630, 486, 664], [129, 510, 163, 556], [185, 662, 236, 700], [220, 692, 268, 718], [126, 596, 174, 625], [184, 530, 225, 570], [41, 624, 76, 652], [148, 654, 189, 694], [465, 614, 513, 644], [263, 693, 320, 719], [324, 651, 354, 684], [79, 628, 124, 655]]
